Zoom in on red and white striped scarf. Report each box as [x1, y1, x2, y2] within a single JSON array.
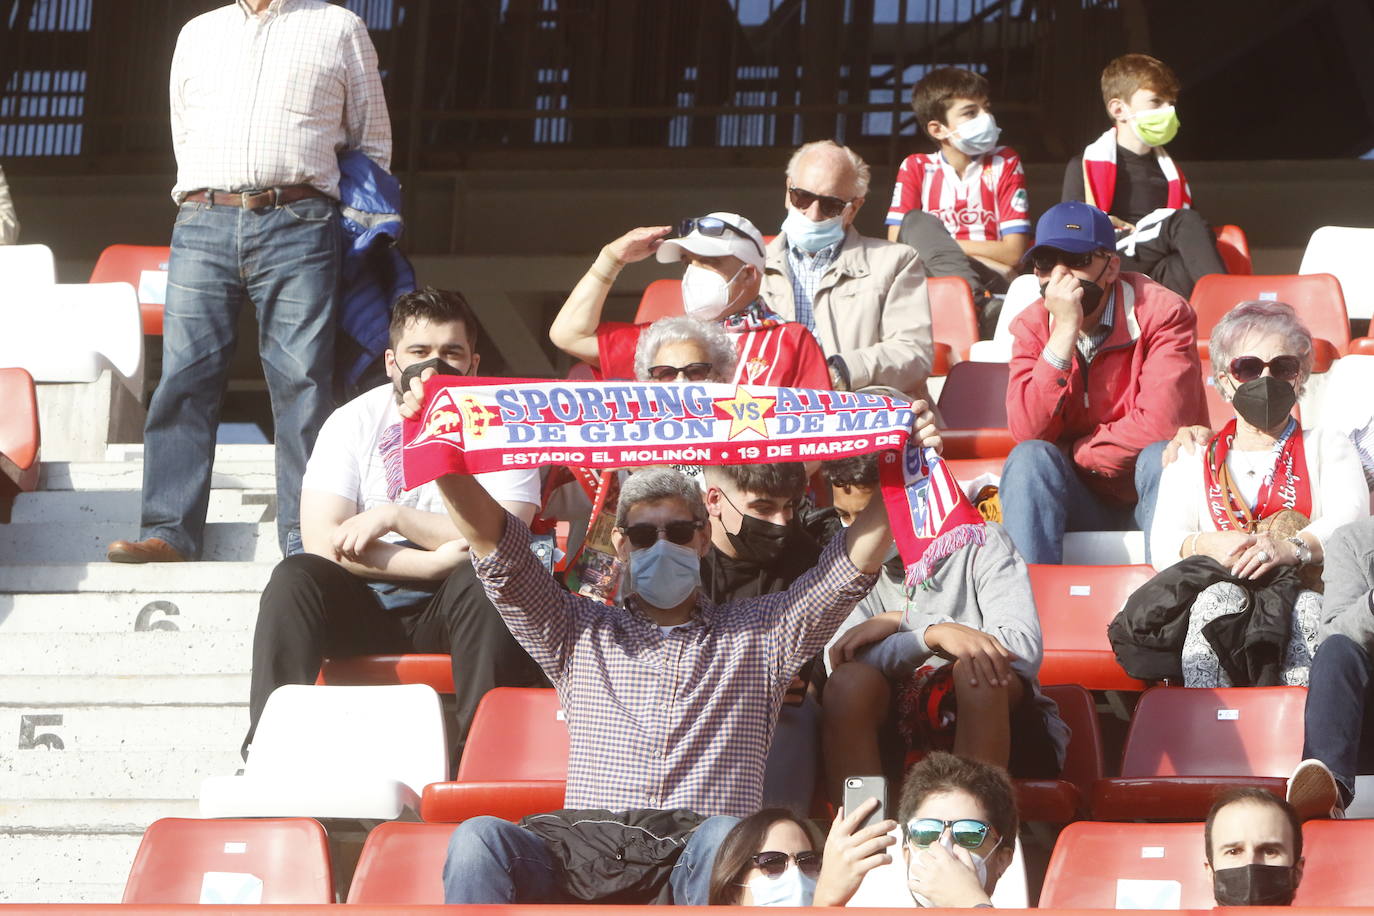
[[1082, 129, 1192, 215]]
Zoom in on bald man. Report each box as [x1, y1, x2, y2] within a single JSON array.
[[760, 140, 934, 401]]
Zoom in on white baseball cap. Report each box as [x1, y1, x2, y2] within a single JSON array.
[[655, 212, 766, 270]]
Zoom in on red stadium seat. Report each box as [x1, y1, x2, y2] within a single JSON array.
[[1215, 224, 1252, 276], [0, 367, 40, 495], [1029, 564, 1155, 691], [1192, 273, 1351, 353], [928, 276, 979, 376], [1091, 686, 1306, 820], [936, 361, 1012, 459], [89, 243, 172, 335], [1039, 821, 1212, 908], [122, 817, 332, 904], [347, 821, 454, 904], [1294, 819, 1374, 906], [634, 278, 685, 324], [1015, 684, 1105, 822], [316, 654, 454, 694], [1349, 336, 1374, 356], [420, 687, 568, 823]]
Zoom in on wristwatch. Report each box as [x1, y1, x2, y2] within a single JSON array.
[[1286, 536, 1313, 566]]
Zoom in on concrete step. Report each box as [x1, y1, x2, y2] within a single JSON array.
[[0, 704, 245, 756], [0, 522, 281, 564], [40, 461, 276, 491], [9, 489, 276, 525], [0, 592, 258, 635], [105, 443, 277, 463], [0, 675, 250, 706], [3, 743, 242, 801], [0, 833, 140, 904], [0, 562, 273, 594], [1, 798, 199, 832], [3, 631, 251, 677]]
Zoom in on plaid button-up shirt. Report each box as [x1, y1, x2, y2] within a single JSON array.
[[784, 238, 842, 332], [472, 514, 877, 817]]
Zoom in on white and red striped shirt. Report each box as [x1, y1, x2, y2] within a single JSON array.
[[885, 147, 1030, 242]]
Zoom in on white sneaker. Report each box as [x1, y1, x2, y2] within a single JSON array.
[[1286, 758, 1345, 820]]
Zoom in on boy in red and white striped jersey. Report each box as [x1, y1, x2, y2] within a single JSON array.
[[887, 67, 1031, 337]]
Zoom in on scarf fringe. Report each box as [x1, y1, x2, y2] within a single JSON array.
[[904, 522, 986, 588]]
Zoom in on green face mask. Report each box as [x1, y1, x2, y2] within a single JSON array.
[[1129, 104, 1179, 147]]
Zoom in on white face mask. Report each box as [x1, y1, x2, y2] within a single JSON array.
[[948, 111, 1001, 157], [681, 263, 745, 320], [744, 864, 816, 907], [907, 834, 996, 908], [628, 537, 700, 609]]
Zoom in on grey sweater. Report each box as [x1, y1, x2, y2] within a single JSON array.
[[824, 522, 1070, 767], [1319, 515, 1374, 651]]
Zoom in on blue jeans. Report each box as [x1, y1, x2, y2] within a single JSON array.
[[141, 197, 340, 557], [999, 439, 1166, 565], [1302, 634, 1374, 806], [441, 814, 739, 904]]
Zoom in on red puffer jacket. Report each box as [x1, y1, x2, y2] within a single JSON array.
[[1006, 271, 1208, 503]]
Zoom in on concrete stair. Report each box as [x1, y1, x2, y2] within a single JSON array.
[[0, 444, 277, 903]]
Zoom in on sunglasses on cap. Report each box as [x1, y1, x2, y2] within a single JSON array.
[[648, 362, 713, 382], [751, 850, 823, 879], [619, 519, 705, 550], [1029, 248, 1102, 273], [787, 185, 855, 220], [1228, 354, 1302, 382], [905, 818, 994, 850], [675, 216, 764, 259]]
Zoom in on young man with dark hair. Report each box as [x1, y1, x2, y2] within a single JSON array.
[[822, 455, 881, 529], [1204, 787, 1305, 907], [242, 287, 546, 763], [1061, 53, 1227, 298], [887, 66, 1030, 335], [701, 462, 817, 599]]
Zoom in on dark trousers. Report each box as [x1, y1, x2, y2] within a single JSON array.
[[1118, 208, 1227, 299], [245, 553, 549, 765], [1302, 634, 1374, 806], [897, 209, 1010, 339]]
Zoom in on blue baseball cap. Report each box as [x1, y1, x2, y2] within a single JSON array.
[[1028, 201, 1115, 257]]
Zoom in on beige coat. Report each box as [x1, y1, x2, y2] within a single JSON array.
[[761, 228, 932, 398]]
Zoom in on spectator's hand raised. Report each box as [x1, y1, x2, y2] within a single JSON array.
[[812, 799, 897, 907], [398, 367, 435, 421], [923, 621, 1018, 688], [1162, 425, 1212, 467], [910, 399, 942, 454], [605, 226, 673, 265], [1042, 264, 1085, 332], [907, 841, 993, 908]]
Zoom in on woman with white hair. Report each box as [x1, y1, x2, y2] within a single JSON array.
[[633, 315, 738, 384], [1136, 300, 1368, 686]]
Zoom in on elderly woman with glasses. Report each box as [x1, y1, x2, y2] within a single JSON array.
[[633, 315, 738, 384], [1128, 300, 1369, 686]]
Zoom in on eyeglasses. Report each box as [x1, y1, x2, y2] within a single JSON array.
[[787, 185, 855, 220], [647, 362, 713, 382], [619, 519, 705, 549], [1029, 248, 1101, 273], [905, 818, 994, 850], [676, 216, 764, 259], [751, 850, 823, 879], [1228, 354, 1302, 382]]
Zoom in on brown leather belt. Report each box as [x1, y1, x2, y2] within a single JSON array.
[[183, 185, 329, 210]]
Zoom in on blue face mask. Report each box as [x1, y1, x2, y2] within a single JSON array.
[[629, 538, 700, 609], [782, 208, 845, 253]]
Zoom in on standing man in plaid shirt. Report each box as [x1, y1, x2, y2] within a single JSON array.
[[107, 0, 391, 564], [393, 371, 940, 905]]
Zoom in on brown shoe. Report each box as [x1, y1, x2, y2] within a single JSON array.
[[106, 537, 188, 564]]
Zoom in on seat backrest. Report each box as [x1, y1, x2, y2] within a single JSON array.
[[992, 273, 1041, 342], [1192, 273, 1350, 351], [634, 278, 685, 324], [928, 276, 979, 363], [936, 360, 1010, 428], [1029, 564, 1156, 686], [90, 244, 173, 334], [122, 817, 332, 904], [1039, 821, 1212, 908], [1119, 686, 1306, 779], [1214, 224, 1252, 275], [248, 684, 448, 798], [1294, 819, 1374, 905], [1317, 354, 1374, 461], [1299, 226, 1374, 321], [346, 821, 453, 904], [455, 687, 568, 782], [0, 243, 56, 287], [0, 367, 39, 472], [1039, 684, 1105, 792]]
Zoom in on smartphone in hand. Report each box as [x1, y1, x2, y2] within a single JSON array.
[[843, 775, 888, 831]]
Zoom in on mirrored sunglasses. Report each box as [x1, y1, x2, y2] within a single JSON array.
[[676, 216, 764, 258], [905, 817, 993, 850]]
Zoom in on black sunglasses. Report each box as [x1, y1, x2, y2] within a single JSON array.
[[751, 850, 823, 879], [648, 362, 713, 382], [619, 520, 705, 549], [1228, 354, 1301, 383], [787, 185, 854, 220], [905, 818, 994, 850], [1029, 248, 1101, 273], [676, 216, 764, 259]]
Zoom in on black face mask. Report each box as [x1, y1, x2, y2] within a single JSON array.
[[720, 491, 792, 568], [1230, 376, 1297, 431], [1038, 260, 1111, 317], [1212, 863, 1298, 906], [396, 357, 467, 403]]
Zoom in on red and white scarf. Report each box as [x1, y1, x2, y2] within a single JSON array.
[[1203, 418, 1310, 532], [1082, 129, 1192, 215]]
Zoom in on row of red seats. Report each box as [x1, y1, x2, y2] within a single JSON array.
[[0, 367, 40, 502]]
